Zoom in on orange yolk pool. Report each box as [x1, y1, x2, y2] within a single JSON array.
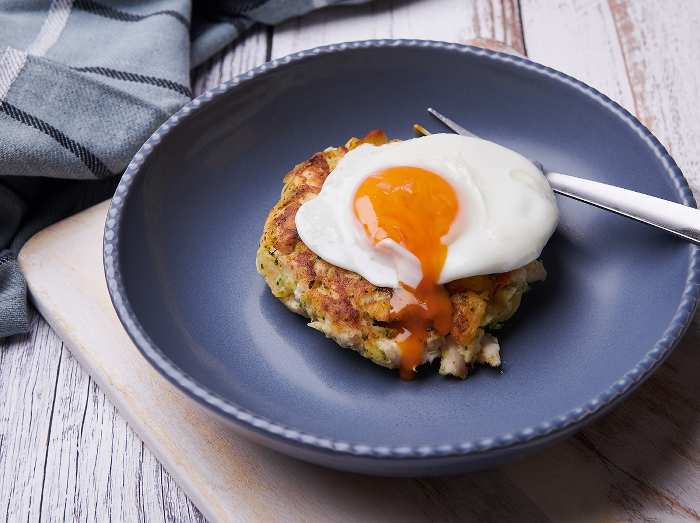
[[353, 166, 460, 380]]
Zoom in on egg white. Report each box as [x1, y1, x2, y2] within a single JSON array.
[[295, 133, 558, 289]]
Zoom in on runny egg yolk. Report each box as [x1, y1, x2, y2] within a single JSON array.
[[353, 166, 460, 381]]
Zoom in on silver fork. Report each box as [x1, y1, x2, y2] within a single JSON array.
[[425, 108, 700, 245]]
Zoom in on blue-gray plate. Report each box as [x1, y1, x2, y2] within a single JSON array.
[[104, 40, 700, 476]]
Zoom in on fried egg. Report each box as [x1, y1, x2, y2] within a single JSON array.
[[295, 133, 558, 378], [296, 133, 558, 289]]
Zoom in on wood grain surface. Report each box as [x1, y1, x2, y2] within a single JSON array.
[[2, 0, 700, 521]]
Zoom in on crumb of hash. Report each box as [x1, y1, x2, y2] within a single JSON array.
[[256, 130, 546, 379]]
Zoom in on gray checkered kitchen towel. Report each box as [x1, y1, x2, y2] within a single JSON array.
[[0, 0, 368, 338]]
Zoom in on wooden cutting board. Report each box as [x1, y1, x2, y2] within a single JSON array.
[[17, 200, 700, 522]]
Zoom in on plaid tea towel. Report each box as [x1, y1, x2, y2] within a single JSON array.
[[0, 0, 368, 338]]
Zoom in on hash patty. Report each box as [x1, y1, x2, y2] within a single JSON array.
[[256, 131, 546, 379]]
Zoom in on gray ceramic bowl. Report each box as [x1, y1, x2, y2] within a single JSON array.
[[104, 40, 700, 476]]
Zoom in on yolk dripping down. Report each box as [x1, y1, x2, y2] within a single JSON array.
[[353, 166, 460, 380]]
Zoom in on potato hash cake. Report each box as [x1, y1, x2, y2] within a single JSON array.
[[256, 131, 547, 379]]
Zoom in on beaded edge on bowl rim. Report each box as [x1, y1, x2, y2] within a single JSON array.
[[103, 39, 700, 460]]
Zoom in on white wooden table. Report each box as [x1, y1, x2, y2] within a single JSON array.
[[3, 1, 700, 521]]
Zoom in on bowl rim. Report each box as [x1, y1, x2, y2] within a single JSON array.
[[103, 38, 700, 461]]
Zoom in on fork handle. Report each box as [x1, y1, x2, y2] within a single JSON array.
[[546, 171, 700, 244]]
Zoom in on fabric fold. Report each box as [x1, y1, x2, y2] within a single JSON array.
[[0, 250, 28, 338]]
